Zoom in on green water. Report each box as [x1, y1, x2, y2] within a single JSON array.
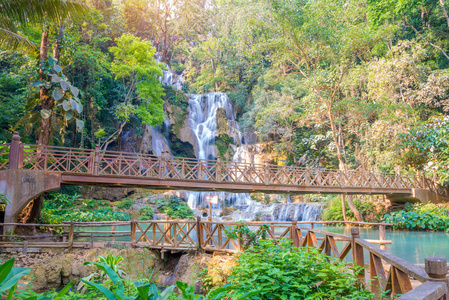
[[78, 224, 449, 264]]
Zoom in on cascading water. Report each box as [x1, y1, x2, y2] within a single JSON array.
[[150, 65, 322, 222], [185, 93, 257, 211]]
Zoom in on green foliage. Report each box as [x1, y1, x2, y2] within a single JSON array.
[[117, 199, 137, 209], [214, 134, 234, 159], [40, 193, 131, 225], [109, 34, 164, 127], [158, 197, 194, 220], [227, 239, 379, 300], [398, 117, 449, 181], [224, 221, 269, 250], [81, 261, 175, 300], [22, 57, 84, 134], [176, 281, 265, 300], [321, 196, 384, 223], [138, 206, 155, 221], [384, 203, 449, 231]]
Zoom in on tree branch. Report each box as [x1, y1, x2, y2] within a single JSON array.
[[406, 21, 449, 61]]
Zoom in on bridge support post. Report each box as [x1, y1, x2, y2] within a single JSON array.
[[9, 132, 22, 170], [425, 256, 448, 282], [216, 156, 221, 182], [196, 216, 203, 251], [379, 225, 386, 251], [93, 144, 100, 175], [351, 227, 365, 286], [1, 169, 61, 233], [291, 219, 299, 247], [264, 163, 269, 185]]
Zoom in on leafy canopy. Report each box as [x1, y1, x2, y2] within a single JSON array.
[[109, 34, 164, 126]]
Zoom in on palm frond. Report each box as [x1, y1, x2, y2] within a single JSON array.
[[0, 0, 88, 24], [0, 27, 37, 50]]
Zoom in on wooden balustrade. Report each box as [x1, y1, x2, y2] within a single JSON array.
[[0, 220, 447, 299], [1, 142, 446, 198]]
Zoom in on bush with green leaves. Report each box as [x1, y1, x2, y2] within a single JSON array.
[[321, 196, 384, 223], [383, 203, 449, 231], [40, 192, 131, 225], [138, 206, 155, 220], [227, 239, 379, 300], [158, 197, 194, 220], [117, 199, 137, 209]]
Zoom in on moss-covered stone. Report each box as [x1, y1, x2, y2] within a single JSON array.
[[169, 130, 196, 158], [216, 107, 228, 135]]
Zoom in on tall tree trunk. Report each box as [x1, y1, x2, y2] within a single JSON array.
[[327, 107, 363, 220], [327, 109, 346, 170], [341, 195, 347, 221], [440, 0, 449, 28], [347, 195, 364, 222], [37, 26, 51, 146], [31, 23, 65, 223]]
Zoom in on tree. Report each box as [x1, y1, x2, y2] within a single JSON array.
[[0, 0, 86, 50], [121, 0, 208, 63], [101, 34, 164, 150]]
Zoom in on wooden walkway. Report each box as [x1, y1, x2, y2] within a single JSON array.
[[1, 219, 447, 300], [1, 133, 448, 199]]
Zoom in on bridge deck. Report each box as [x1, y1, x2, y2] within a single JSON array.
[[1, 140, 448, 200]]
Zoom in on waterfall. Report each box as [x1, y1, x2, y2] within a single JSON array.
[[185, 93, 256, 210], [225, 203, 323, 222], [148, 64, 322, 222]]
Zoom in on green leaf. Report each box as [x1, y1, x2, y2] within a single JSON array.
[[40, 109, 51, 119], [80, 279, 118, 300], [53, 87, 64, 101], [65, 110, 74, 121], [0, 267, 30, 293], [159, 285, 174, 300], [60, 80, 70, 91], [51, 74, 62, 83], [76, 119, 84, 131], [62, 100, 71, 111], [6, 283, 16, 300], [0, 258, 14, 284], [54, 63, 62, 73], [53, 281, 73, 299], [70, 86, 79, 97], [32, 81, 45, 87]]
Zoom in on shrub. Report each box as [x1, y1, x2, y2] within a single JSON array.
[[159, 196, 194, 220], [117, 199, 136, 209], [321, 196, 384, 222], [383, 203, 449, 231], [227, 240, 379, 300], [138, 206, 155, 220]]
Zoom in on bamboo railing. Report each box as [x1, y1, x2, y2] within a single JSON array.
[[0, 220, 447, 299]]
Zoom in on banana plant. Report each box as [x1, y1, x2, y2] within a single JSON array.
[[0, 257, 30, 300], [20, 282, 73, 300], [176, 281, 266, 300], [81, 261, 174, 300]]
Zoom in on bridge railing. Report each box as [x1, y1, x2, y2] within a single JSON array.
[[0, 144, 10, 170], [1, 136, 448, 196], [0, 220, 447, 299]]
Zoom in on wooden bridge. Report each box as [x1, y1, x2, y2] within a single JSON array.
[[0, 132, 448, 224], [1, 219, 448, 300]]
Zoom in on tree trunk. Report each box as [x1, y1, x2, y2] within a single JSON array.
[[341, 194, 347, 221], [327, 108, 346, 170], [347, 195, 364, 222], [37, 27, 51, 146]]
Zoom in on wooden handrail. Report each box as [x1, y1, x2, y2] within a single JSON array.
[[2, 142, 447, 197], [0, 220, 446, 299]]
